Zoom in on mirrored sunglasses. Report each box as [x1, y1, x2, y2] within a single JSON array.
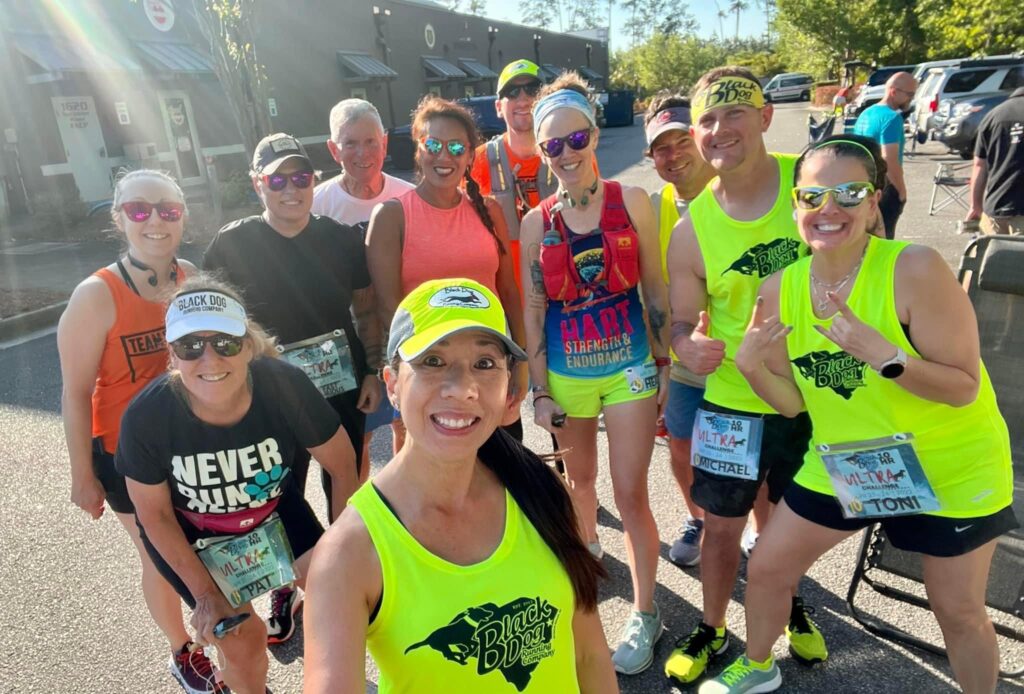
[[262, 171, 314, 192], [420, 136, 467, 157], [501, 83, 541, 100], [171, 333, 245, 361], [538, 128, 592, 158], [792, 181, 875, 211], [120, 201, 185, 223]]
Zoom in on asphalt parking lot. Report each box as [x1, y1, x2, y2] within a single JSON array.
[[0, 102, 1020, 693]]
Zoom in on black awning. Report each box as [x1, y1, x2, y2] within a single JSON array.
[[337, 51, 398, 81], [13, 33, 142, 74], [134, 41, 213, 74], [458, 58, 498, 80], [538, 64, 563, 82], [423, 56, 467, 81], [578, 66, 604, 82]]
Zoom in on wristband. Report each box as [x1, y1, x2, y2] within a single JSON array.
[[654, 356, 671, 368], [533, 393, 554, 405]]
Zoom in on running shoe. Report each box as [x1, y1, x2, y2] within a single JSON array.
[[740, 525, 758, 558], [612, 602, 664, 674], [664, 622, 729, 684], [786, 597, 828, 663], [168, 641, 223, 694], [668, 517, 704, 567], [697, 655, 782, 693], [587, 540, 604, 560], [267, 586, 303, 645]]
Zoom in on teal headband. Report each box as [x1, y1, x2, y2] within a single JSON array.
[[532, 89, 596, 139]]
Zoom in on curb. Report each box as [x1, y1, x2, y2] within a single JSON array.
[[0, 301, 67, 343]]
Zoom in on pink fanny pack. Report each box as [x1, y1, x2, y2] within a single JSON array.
[[178, 498, 280, 534]]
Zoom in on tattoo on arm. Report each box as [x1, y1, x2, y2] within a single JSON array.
[[672, 321, 696, 341], [648, 307, 668, 346], [529, 259, 544, 295]]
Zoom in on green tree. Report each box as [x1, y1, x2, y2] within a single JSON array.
[[521, 1, 559, 30], [185, 0, 272, 154], [728, 0, 749, 40], [919, 0, 1024, 56], [610, 32, 730, 94]]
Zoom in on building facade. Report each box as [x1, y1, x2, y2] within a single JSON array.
[[0, 0, 608, 220]]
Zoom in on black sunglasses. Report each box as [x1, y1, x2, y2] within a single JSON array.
[[261, 171, 314, 192], [171, 334, 245, 361], [538, 128, 593, 158], [501, 83, 541, 100]]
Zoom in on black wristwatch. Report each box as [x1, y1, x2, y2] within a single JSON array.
[[876, 347, 907, 379]]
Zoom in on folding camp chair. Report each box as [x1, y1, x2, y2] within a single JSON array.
[[846, 235, 1024, 679], [807, 113, 837, 145], [928, 161, 972, 215]]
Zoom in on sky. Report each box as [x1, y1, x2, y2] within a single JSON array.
[[480, 0, 769, 50]]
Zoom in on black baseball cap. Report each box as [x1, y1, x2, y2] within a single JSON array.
[[251, 133, 312, 174]]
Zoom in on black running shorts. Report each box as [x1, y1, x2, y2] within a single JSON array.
[[138, 485, 325, 608], [691, 400, 812, 518], [92, 438, 135, 515], [785, 482, 1019, 558]]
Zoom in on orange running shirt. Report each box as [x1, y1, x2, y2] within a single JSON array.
[[91, 268, 177, 452]]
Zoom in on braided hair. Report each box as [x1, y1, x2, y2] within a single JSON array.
[[410, 95, 506, 255]]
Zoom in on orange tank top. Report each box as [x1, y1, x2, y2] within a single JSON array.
[[91, 267, 179, 452], [399, 189, 500, 297]]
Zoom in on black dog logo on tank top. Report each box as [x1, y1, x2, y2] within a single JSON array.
[[405, 596, 559, 691], [722, 238, 802, 278], [792, 350, 869, 399]]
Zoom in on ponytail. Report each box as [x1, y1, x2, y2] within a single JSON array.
[[477, 428, 605, 611], [464, 169, 506, 256]]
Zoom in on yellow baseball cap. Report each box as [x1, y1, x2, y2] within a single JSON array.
[[497, 59, 541, 96], [387, 279, 528, 362]]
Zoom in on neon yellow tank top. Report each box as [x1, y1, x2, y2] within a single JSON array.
[[350, 482, 580, 693], [690, 153, 806, 413], [779, 236, 1013, 518]]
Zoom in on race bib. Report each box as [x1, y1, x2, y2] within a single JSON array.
[[623, 361, 658, 394], [194, 514, 296, 607], [817, 434, 941, 519], [277, 329, 357, 398], [691, 409, 765, 481]]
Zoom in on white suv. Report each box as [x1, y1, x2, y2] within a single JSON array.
[[911, 57, 1024, 140]]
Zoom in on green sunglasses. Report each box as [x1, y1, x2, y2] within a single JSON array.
[[792, 181, 875, 211]]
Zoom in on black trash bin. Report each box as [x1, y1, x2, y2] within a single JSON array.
[[603, 90, 635, 128]]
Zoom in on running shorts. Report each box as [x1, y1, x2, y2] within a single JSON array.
[[546, 360, 658, 419], [691, 399, 811, 517], [92, 437, 134, 515], [785, 483, 1019, 558], [665, 382, 705, 440]]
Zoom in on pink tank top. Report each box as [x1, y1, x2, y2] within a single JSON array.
[[398, 189, 500, 296]]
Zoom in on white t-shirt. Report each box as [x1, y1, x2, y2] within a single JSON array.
[[311, 173, 415, 233]]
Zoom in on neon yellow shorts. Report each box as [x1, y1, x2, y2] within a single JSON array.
[[547, 360, 658, 419]]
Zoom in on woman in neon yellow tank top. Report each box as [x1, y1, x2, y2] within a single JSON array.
[[702, 135, 1017, 694], [303, 278, 617, 694]]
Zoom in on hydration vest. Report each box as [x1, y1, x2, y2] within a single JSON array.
[[538, 179, 641, 302], [486, 135, 558, 241]]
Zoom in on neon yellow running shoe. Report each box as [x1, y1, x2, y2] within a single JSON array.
[[664, 622, 729, 684], [698, 655, 782, 694], [785, 597, 828, 663]]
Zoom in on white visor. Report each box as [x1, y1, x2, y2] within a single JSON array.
[[165, 290, 247, 343]]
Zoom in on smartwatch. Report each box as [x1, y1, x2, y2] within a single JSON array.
[[877, 347, 907, 379]]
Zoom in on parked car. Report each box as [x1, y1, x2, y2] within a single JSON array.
[[910, 57, 1023, 142], [387, 95, 506, 170], [763, 73, 813, 102], [934, 91, 1013, 158], [847, 64, 919, 117]]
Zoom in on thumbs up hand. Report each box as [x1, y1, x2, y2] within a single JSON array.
[[674, 310, 727, 375]]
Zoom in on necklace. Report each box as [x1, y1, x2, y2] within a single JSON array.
[[810, 250, 865, 313], [558, 178, 599, 209]]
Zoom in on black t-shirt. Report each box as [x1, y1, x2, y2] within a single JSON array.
[[974, 90, 1024, 217], [115, 357, 340, 515], [203, 214, 371, 378]]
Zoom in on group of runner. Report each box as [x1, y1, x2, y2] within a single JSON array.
[[58, 58, 1016, 694]]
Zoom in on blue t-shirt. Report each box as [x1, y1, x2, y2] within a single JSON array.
[[853, 104, 905, 164]]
